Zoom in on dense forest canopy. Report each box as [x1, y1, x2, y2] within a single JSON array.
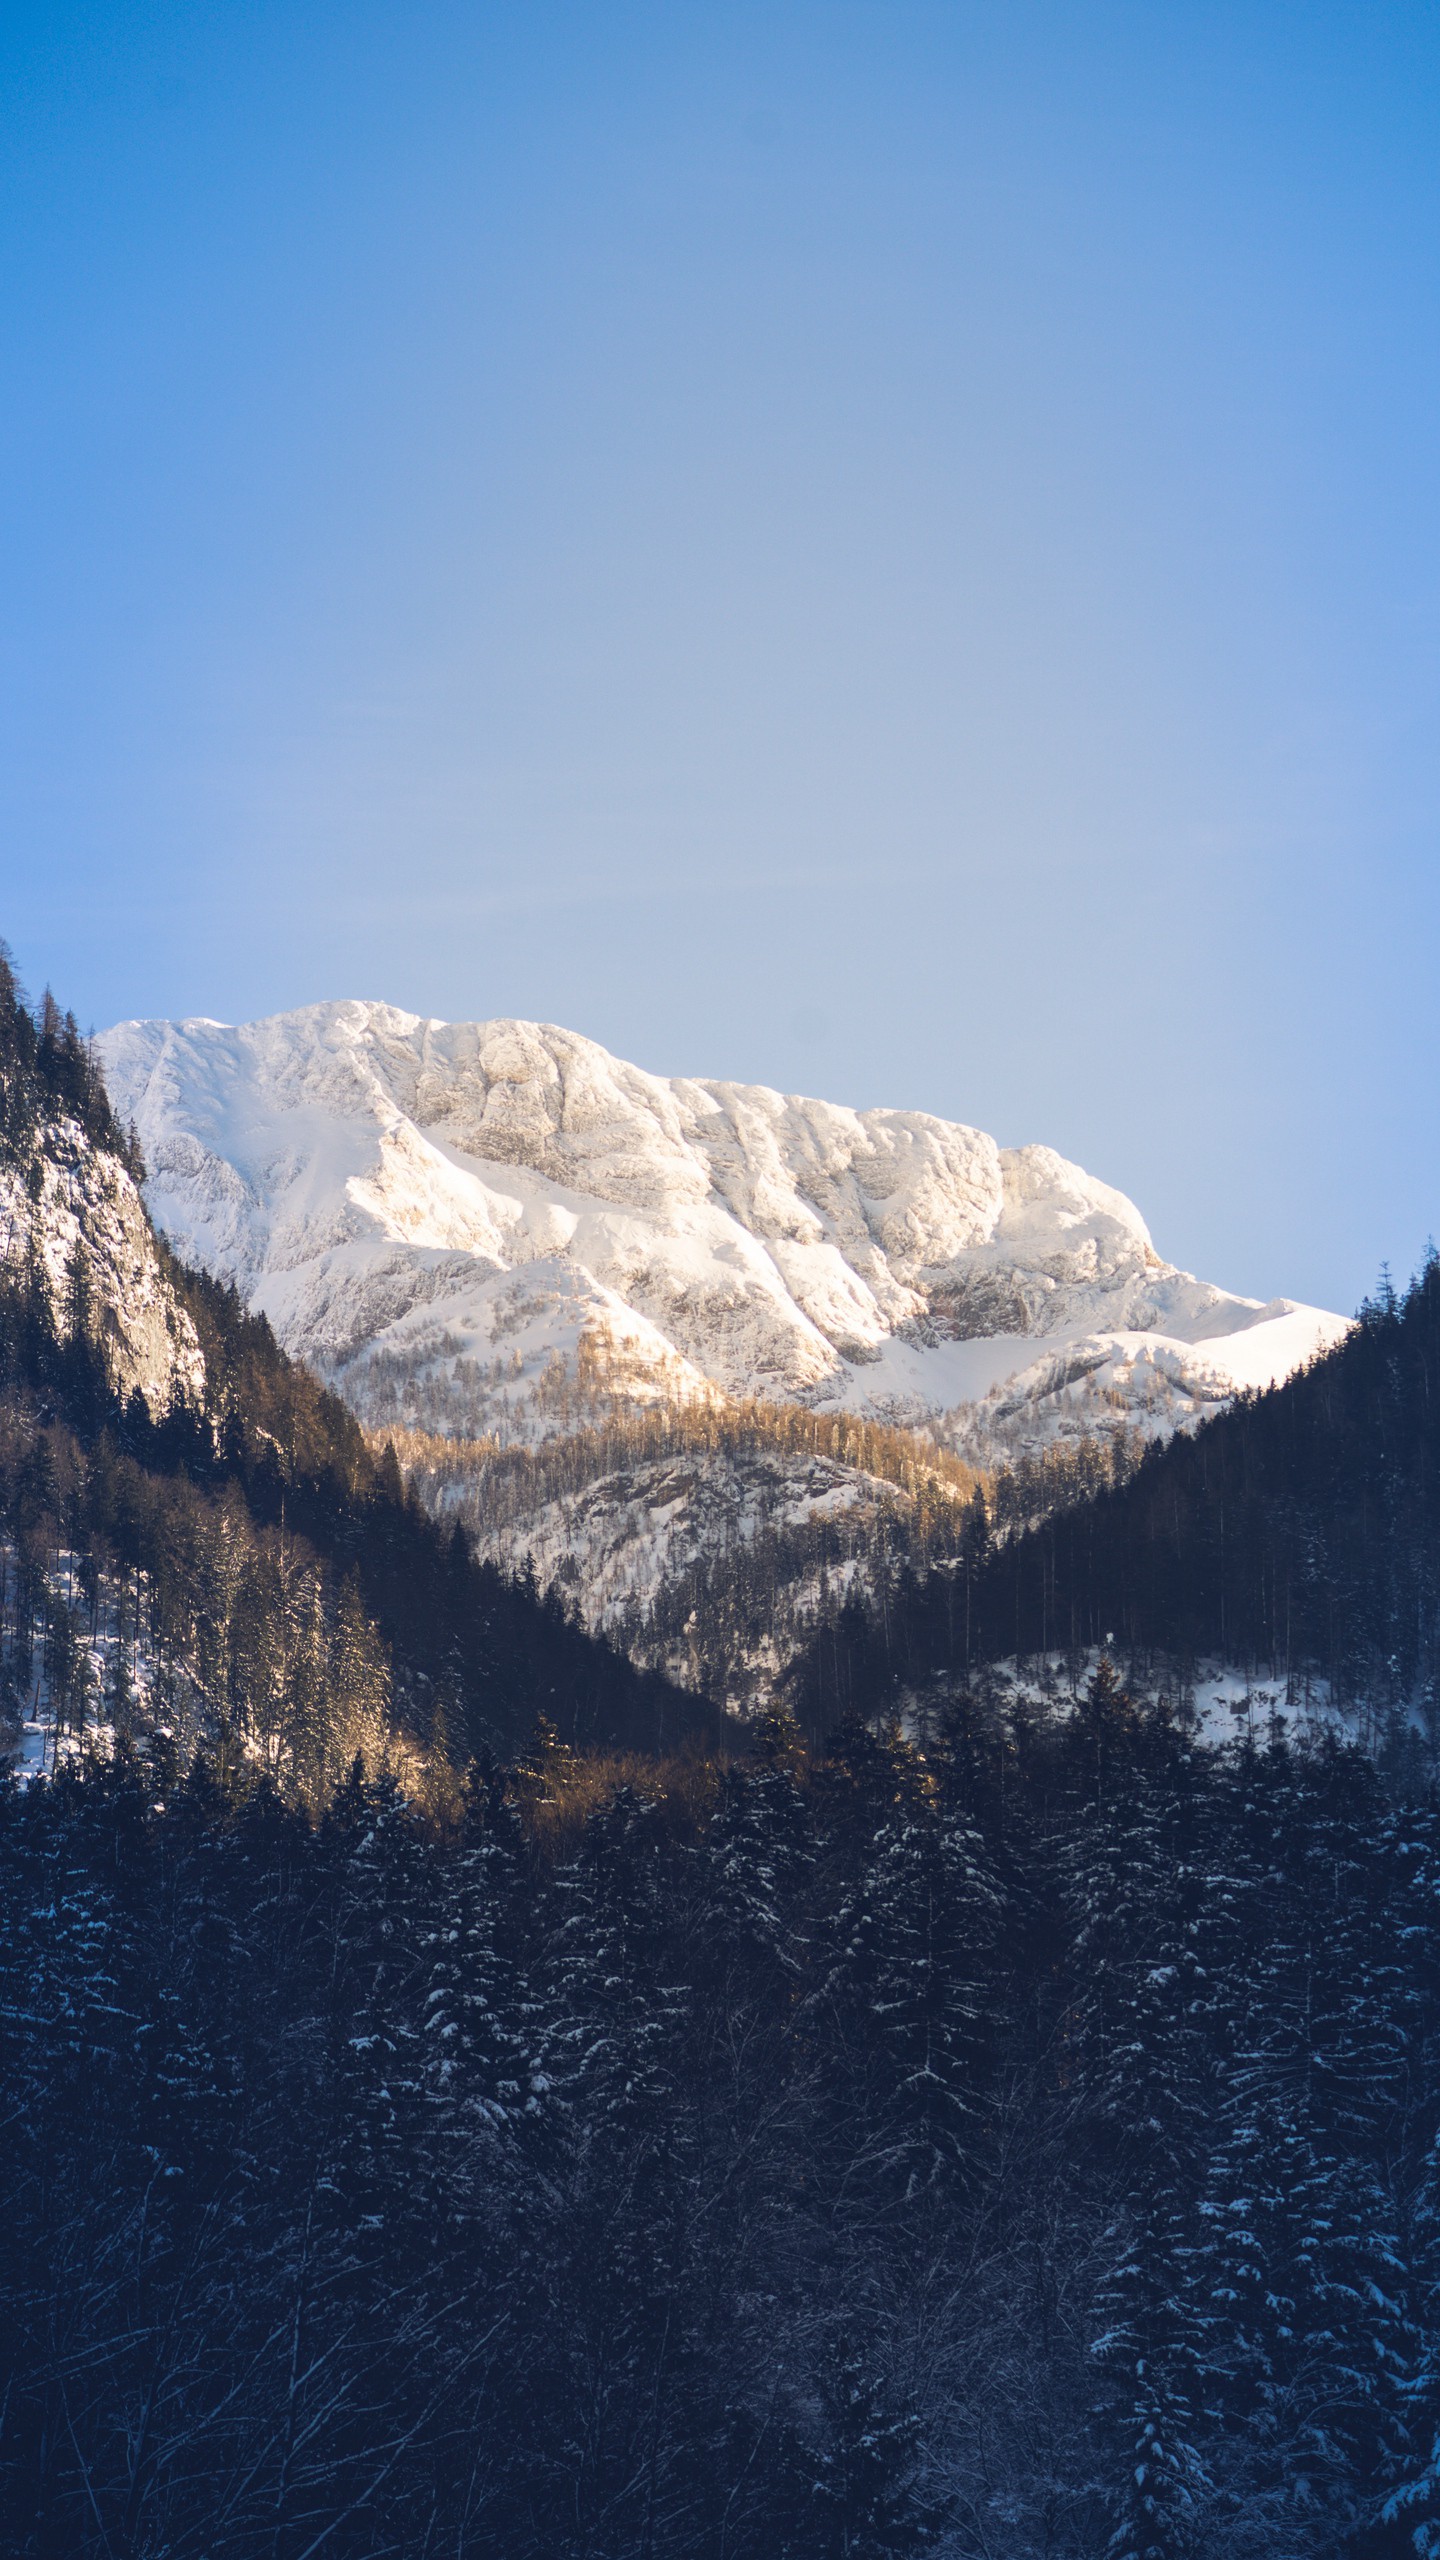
[[4, 1692, 1439, 2556]]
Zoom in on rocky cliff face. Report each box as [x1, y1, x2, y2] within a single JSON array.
[[99, 1000, 1345, 1460], [2, 1110, 204, 1416]]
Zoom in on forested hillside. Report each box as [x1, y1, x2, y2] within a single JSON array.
[[0, 950, 707, 1786], [792, 1257, 1440, 1748], [388, 1390, 986, 1705]]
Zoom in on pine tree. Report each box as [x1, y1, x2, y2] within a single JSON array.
[[804, 2349, 933, 2558], [316, 1764, 438, 2243], [1188, 1738, 1413, 2538], [1061, 1712, 1216, 2556], [531, 1786, 694, 2553], [819, 1776, 1001, 2205], [422, 1764, 538, 2178]]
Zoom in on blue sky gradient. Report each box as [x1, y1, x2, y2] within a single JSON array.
[[3, 2, 1439, 1312]]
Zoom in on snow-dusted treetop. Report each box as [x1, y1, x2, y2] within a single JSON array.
[[99, 1001, 1346, 1455]]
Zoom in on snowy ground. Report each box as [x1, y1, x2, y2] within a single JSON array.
[[905, 1648, 1350, 1748]]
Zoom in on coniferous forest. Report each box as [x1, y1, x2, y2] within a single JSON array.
[[6, 1696, 1440, 2556], [6, 958, 1440, 2555], [792, 1257, 1440, 1752]]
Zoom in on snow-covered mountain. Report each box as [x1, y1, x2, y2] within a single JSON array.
[[100, 1001, 1344, 1459]]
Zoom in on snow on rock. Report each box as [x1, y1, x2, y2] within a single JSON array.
[[408, 1435, 916, 1710], [99, 1001, 1346, 1454], [1, 1115, 204, 1414]]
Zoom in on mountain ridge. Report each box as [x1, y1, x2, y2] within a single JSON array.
[[100, 998, 1346, 1460]]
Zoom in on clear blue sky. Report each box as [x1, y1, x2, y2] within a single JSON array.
[[3, 1, 1438, 1315]]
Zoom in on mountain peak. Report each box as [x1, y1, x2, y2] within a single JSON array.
[[99, 1001, 1345, 1461]]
